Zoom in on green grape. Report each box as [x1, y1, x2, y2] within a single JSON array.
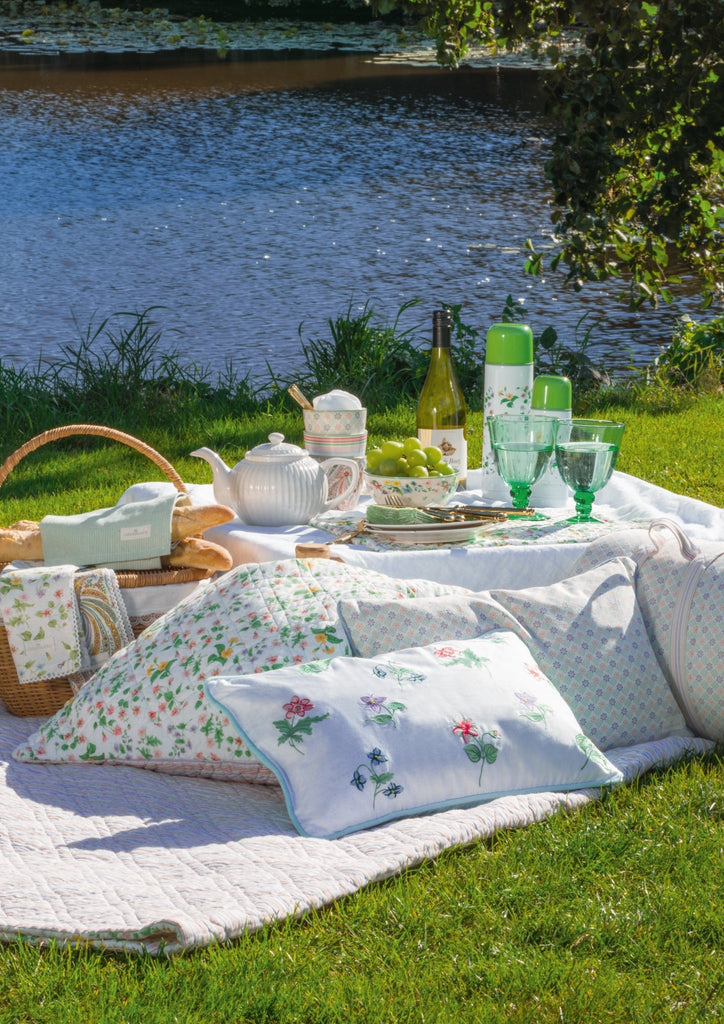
[[424, 445, 443, 466], [367, 437, 455, 479], [407, 449, 428, 469], [380, 440, 405, 461]]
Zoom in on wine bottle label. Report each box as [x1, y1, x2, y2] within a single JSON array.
[[418, 428, 468, 484]]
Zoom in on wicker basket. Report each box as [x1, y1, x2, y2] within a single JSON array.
[[0, 424, 214, 717]]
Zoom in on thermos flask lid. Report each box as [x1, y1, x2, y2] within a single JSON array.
[[485, 323, 534, 365], [532, 374, 572, 411]]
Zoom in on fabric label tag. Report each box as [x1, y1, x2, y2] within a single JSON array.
[[120, 525, 152, 541]]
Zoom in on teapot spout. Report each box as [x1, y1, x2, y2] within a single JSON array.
[[190, 447, 234, 508]]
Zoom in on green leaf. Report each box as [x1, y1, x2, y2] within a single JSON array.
[[465, 745, 482, 763]]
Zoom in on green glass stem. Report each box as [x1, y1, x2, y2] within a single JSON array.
[[510, 484, 532, 510], [567, 489, 597, 523]]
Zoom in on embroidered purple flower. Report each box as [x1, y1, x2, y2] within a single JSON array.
[[351, 768, 367, 790], [360, 695, 386, 711], [367, 747, 387, 765], [282, 695, 314, 720], [384, 783, 403, 798], [515, 690, 553, 728]]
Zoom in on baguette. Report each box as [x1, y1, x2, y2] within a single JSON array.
[[0, 526, 43, 562], [0, 504, 235, 563], [170, 503, 235, 541], [162, 536, 232, 573]]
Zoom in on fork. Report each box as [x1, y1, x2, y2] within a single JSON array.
[[333, 519, 369, 544], [383, 495, 508, 522]]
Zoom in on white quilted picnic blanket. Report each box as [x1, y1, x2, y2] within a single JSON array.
[[0, 703, 712, 956]]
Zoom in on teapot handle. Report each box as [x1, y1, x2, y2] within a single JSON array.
[[319, 458, 362, 512]]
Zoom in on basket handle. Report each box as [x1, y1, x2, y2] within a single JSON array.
[[0, 424, 188, 494]]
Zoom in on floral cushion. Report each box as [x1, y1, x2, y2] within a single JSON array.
[[206, 631, 623, 839], [337, 557, 691, 751], [12, 558, 466, 780]]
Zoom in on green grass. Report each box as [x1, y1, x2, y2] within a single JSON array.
[[0, 752, 721, 1023], [0, 308, 722, 1020]]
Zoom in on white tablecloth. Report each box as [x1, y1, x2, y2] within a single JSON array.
[[120, 470, 723, 593]]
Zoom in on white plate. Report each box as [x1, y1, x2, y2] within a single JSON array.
[[364, 518, 498, 545]]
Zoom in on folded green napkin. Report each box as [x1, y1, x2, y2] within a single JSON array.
[[364, 504, 441, 525], [40, 492, 178, 570]]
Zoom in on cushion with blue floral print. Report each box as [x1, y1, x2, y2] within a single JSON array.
[[206, 630, 623, 840]]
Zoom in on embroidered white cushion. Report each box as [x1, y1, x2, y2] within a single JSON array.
[[206, 631, 623, 839], [337, 557, 691, 751], [12, 558, 466, 781]]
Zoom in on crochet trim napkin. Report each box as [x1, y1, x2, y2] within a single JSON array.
[[0, 565, 84, 683], [0, 565, 134, 686]]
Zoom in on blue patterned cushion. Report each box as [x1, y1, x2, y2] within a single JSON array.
[[206, 631, 623, 839], [336, 558, 690, 751]]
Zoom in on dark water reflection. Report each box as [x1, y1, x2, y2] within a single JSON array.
[[0, 57, 700, 382]]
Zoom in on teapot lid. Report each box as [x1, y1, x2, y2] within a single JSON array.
[[245, 432, 306, 462]]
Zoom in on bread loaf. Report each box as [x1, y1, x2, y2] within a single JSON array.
[[0, 504, 235, 564], [162, 536, 232, 573], [170, 503, 235, 541], [0, 526, 43, 562]]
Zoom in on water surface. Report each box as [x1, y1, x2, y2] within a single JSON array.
[[0, 56, 699, 381]]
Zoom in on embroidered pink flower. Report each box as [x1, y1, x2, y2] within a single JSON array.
[[452, 717, 479, 743], [283, 695, 314, 719], [434, 646, 457, 659]]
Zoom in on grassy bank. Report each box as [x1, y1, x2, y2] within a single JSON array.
[[0, 307, 722, 1022], [1, 304, 722, 513]]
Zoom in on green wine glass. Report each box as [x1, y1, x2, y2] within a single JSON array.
[[487, 414, 559, 520], [555, 419, 626, 523]]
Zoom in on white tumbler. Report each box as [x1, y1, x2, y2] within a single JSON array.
[[481, 323, 534, 502]]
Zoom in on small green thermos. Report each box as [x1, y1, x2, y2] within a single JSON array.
[[530, 374, 572, 508]]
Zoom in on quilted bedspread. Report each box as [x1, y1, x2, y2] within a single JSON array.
[[0, 703, 712, 955]]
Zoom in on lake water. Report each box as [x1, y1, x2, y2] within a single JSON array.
[[0, 55, 700, 383]]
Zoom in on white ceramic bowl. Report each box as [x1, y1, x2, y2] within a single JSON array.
[[364, 470, 459, 507]]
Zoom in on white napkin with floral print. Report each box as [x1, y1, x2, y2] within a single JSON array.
[[0, 565, 85, 684]]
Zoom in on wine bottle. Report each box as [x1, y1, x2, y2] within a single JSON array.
[[417, 308, 468, 486]]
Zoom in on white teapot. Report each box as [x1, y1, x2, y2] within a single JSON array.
[[191, 433, 362, 527]]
